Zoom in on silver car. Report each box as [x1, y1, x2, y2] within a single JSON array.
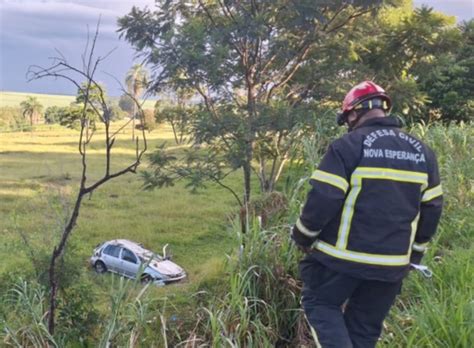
[[90, 239, 186, 284]]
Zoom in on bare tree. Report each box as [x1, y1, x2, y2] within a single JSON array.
[[27, 23, 147, 335]]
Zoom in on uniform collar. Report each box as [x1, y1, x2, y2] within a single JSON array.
[[355, 116, 402, 130]]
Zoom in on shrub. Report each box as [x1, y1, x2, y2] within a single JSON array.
[[44, 106, 68, 124], [0, 106, 30, 131]]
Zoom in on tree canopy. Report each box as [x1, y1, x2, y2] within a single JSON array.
[[119, 0, 391, 203], [119, 0, 472, 203], [20, 96, 43, 126]]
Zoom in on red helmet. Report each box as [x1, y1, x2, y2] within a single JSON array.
[[337, 81, 391, 125]]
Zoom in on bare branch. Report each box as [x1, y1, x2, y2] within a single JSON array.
[[28, 18, 147, 336]]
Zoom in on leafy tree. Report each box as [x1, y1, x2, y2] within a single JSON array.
[[118, 93, 135, 115], [141, 109, 157, 131], [350, 3, 462, 123], [20, 96, 43, 126], [419, 19, 474, 123], [0, 106, 28, 131], [44, 106, 68, 124], [125, 64, 149, 139], [119, 0, 386, 204], [109, 103, 128, 121], [155, 88, 195, 144], [57, 82, 108, 131]]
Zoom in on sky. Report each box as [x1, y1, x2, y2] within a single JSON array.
[[0, 0, 473, 97]]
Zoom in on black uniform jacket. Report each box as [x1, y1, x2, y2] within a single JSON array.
[[294, 116, 443, 281]]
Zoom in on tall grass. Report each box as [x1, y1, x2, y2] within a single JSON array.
[[381, 123, 474, 347]]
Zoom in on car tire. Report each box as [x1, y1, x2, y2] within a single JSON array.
[[94, 261, 107, 274], [140, 274, 153, 283]]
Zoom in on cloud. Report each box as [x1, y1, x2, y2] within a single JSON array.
[[0, 0, 155, 95]]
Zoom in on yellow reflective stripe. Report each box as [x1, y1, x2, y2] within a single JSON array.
[[311, 169, 349, 193], [353, 167, 428, 189], [335, 167, 428, 250], [412, 242, 429, 253], [409, 213, 420, 253], [422, 184, 443, 202], [296, 218, 320, 238], [316, 241, 410, 266], [336, 176, 362, 249]]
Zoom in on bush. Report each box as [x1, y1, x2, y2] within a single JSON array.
[[137, 109, 157, 132], [118, 94, 134, 115], [109, 104, 127, 121], [0, 106, 30, 131], [44, 106, 68, 124]]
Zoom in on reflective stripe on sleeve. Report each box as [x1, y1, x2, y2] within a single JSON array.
[[315, 241, 410, 266], [311, 169, 349, 193], [422, 184, 443, 202], [412, 242, 429, 253], [296, 218, 320, 238]]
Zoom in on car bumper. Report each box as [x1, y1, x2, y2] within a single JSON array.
[[163, 273, 187, 284]]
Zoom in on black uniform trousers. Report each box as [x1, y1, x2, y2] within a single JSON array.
[[300, 255, 402, 348]]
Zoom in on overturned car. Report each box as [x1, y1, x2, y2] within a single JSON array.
[[90, 239, 186, 284]]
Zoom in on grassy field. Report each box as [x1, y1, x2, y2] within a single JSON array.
[[0, 91, 157, 109], [1, 120, 472, 346], [0, 121, 242, 294]]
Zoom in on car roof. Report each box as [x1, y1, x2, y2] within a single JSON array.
[[108, 239, 151, 255]]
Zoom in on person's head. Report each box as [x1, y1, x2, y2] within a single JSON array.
[[336, 81, 392, 131]]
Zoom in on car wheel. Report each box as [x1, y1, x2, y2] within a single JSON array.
[[94, 261, 107, 274], [140, 274, 153, 283]]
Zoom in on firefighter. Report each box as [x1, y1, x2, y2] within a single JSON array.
[[291, 81, 443, 348]]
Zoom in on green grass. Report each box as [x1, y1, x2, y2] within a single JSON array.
[[0, 91, 156, 109], [0, 121, 241, 293]]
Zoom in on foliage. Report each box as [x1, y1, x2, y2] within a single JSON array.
[[155, 103, 193, 144], [125, 64, 148, 104], [1, 279, 58, 347], [118, 0, 387, 203], [118, 93, 134, 114], [154, 88, 195, 145], [381, 123, 474, 346], [56, 282, 101, 345], [44, 106, 66, 124], [142, 144, 243, 205], [125, 64, 149, 139], [353, 3, 467, 123], [56, 82, 108, 130], [419, 20, 474, 123], [20, 96, 43, 126], [109, 104, 128, 121], [0, 106, 30, 131], [140, 108, 157, 131]]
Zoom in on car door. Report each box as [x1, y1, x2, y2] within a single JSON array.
[[101, 244, 122, 272], [120, 248, 140, 278]]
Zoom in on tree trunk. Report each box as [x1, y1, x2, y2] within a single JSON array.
[[48, 190, 84, 335], [132, 103, 136, 140]]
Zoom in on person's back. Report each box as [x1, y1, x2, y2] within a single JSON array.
[[291, 81, 443, 347], [310, 116, 441, 282]]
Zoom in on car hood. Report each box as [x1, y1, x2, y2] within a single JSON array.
[[148, 260, 184, 276]]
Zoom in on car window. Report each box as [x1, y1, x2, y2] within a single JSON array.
[[121, 248, 137, 264], [103, 244, 120, 258]]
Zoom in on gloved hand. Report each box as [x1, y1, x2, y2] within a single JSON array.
[[290, 225, 315, 254], [410, 250, 424, 265]]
